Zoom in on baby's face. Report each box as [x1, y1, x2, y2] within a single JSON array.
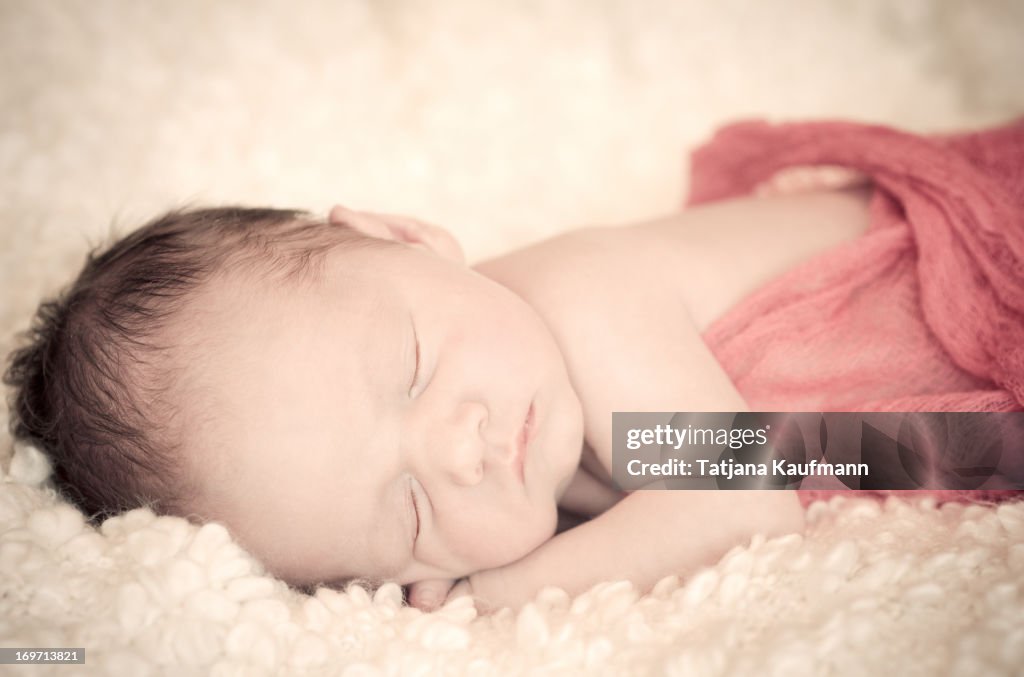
[[178, 227, 584, 588]]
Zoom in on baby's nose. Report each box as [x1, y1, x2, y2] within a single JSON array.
[[431, 401, 488, 487]]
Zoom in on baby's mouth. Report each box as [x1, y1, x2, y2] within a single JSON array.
[[514, 401, 536, 484]]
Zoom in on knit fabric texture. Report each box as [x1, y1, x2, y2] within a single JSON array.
[[689, 118, 1024, 509]]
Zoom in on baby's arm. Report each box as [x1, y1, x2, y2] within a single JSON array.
[[449, 488, 804, 613]]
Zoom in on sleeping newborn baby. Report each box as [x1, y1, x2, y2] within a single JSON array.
[[9, 119, 1019, 613], [2, 186, 867, 611]]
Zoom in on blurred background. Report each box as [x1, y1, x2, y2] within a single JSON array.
[[1, 0, 1023, 453]]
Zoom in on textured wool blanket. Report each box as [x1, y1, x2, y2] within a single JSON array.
[[692, 119, 1024, 509], [4, 444, 1024, 675]]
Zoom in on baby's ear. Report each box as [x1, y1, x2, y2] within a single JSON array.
[[328, 205, 466, 265]]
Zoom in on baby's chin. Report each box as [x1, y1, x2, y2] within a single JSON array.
[[475, 502, 560, 572]]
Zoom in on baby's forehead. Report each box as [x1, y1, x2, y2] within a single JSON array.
[[187, 263, 326, 317], [169, 260, 389, 403]]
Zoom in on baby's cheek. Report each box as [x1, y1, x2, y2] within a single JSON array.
[[449, 503, 556, 570]]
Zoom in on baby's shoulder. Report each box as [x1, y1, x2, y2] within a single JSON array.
[[472, 225, 681, 327], [475, 187, 872, 336]]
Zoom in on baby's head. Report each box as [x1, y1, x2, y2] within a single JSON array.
[[4, 205, 584, 591]]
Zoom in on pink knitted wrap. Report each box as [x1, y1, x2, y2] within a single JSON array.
[[688, 118, 1024, 508]]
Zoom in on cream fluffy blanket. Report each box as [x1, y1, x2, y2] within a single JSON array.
[[3, 2, 1024, 675]]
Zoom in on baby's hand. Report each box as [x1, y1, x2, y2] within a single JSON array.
[[406, 574, 497, 613], [447, 568, 530, 615], [406, 577, 459, 612], [754, 165, 869, 196]]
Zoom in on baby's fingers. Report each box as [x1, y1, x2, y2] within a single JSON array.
[[445, 578, 473, 603], [755, 166, 869, 196], [406, 578, 457, 612]]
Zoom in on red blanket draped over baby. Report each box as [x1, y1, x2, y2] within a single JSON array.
[[688, 117, 1024, 507]]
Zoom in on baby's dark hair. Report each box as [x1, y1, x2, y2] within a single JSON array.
[[3, 205, 385, 525]]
